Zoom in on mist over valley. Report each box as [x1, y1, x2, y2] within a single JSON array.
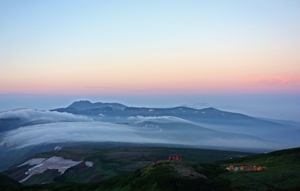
[[1, 100, 299, 173]]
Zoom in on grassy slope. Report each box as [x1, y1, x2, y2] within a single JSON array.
[[4, 147, 250, 185], [0, 173, 22, 190], [215, 147, 300, 190], [95, 162, 222, 191], [3, 147, 300, 191], [14, 162, 224, 191]]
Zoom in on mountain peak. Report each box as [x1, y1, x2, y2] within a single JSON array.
[[180, 103, 210, 109], [66, 100, 127, 110], [67, 100, 93, 109], [201, 107, 219, 111]]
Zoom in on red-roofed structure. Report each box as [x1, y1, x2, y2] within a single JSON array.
[[168, 154, 182, 161]]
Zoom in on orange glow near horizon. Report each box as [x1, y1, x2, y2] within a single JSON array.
[[1, 73, 299, 95], [1, 1, 300, 96], [1, 49, 299, 95]]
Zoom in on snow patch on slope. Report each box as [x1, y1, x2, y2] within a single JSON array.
[[19, 156, 82, 183]]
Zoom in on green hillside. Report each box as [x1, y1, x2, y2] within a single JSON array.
[[4, 147, 250, 185], [93, 146, 300, 191], [216, 147, 300, 190], [2, 147, 300, 191], [4, 162, 225, 191], [0, 173, 22, 190]]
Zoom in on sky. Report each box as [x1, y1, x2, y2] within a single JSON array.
[[0, 1, 300, 120]]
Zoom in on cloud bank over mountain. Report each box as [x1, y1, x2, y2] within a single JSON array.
[[0, 108, 91, 122], [0, 102, 299, 153], [0, 120, 286, 151]]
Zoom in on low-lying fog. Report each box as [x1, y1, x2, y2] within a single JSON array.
[[0, 108, 91, 122], [0, 109, 299, 152]]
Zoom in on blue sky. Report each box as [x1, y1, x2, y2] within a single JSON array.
[[0, 0, 300, 120]]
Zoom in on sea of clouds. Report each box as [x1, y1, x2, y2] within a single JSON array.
[[0, 121, 284, 151], [0, 108, 91, 122], [0, 109, 299, 151]]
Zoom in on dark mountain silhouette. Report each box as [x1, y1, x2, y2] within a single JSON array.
[[67, 100, 127, 110], [52, 101, 283, 128]]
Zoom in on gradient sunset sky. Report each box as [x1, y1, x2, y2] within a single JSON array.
[[0, 1, 299, 120]]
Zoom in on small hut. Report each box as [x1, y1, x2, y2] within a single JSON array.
[[168, 154, 182, 161], [152, 158, 157, 164]]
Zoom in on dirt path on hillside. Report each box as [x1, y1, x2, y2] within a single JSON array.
[[171, 163, 208, 179]]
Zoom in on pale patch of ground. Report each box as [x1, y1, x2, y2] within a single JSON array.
[[85, 161, 94, 167], [54, 146, 62, 150], [18, 158, 46, 167], [171, 163, 208, 180], [20, 156, 82, 183]]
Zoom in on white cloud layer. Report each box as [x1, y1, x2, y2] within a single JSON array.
[[127, 116, 191, 124], [0, 108, 91, 122], [0, 120, 291, 151]]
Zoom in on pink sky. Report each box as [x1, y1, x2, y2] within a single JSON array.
[[1, 1, 300, 96]]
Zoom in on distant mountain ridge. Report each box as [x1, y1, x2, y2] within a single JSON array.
[[1, 100, 300, 173], [51, 101, 282, 127], [67, 100, 127, 110]]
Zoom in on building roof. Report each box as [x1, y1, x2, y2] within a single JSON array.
[[169, 154, 182, 156]]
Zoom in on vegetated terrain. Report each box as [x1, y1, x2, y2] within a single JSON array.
[[0, 173, 22, 190], [215, 147, 300, 190], [3, 147, 250, 185], [2, 100, 300, 173], [2, 146, 300, 191]]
